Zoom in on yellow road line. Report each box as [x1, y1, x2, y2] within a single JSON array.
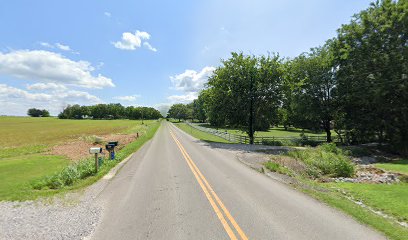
[[170, 129, 249, 240]]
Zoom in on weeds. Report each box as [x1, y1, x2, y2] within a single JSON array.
[[287, 143, 355, 178]]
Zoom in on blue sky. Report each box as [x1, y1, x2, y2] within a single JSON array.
[[0, 0, 372, 116]]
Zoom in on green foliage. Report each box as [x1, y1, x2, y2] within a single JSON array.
[[262, 139, 283, 146], [203, 52, 283, 144], [58, 104, 162, 120], [167, 103, 189, 121], [334, 0, 408, 153], [287, 143, 355, 178], [264, 161, 292, 175], [27, 108, 50, 117]]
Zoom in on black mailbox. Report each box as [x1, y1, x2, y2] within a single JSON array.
[[108, 141, 118, 146], [105, 144, 115, 150]]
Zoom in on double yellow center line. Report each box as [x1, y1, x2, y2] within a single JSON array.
[[169, 129, 248, 240]]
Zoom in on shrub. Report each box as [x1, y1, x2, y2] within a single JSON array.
[[60, 165, 79, 185], [287, 143, 355, 178], [262, 139, 283, 146]]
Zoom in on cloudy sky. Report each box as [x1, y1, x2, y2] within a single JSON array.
[[0, 0, 372, 116]]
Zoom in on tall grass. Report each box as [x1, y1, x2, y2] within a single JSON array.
[[287, 143, 355, 178]]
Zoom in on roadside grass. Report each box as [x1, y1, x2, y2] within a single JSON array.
[[0, 116, 159, 201], [198, 123, 335, 138], [302, 183, 408, 240], [174, 122, 231, 143], [286, 143, 355, 178], [375, 159, 408, 175], [0, 155, 70, 200], [264, 144, 408, 240], [325, 182, 408, 222]]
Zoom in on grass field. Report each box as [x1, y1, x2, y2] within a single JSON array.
[[0, 116, 159, 201], [198, 123, 335, 138], [173, 122, 231, 143], [375, 159, 408, 175], [0, 116, 145, 148]]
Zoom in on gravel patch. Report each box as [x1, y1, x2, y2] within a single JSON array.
[[0, 199, 101, 240]]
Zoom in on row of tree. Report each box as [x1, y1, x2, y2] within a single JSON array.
[[167, 100, 206, 122], [58, 104, 162, 120], [168, 0, 408, 154], [27, 108, 50, 117]]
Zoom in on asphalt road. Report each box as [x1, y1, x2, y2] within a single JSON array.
[[91, 121, 385, 240]]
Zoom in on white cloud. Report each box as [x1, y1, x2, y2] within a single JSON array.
[[113, 30, 157, 51], [27, 83, 67, 91], [104, 12, 111, 17], [0, 84, 102, 116], [167, 92, 198, 104], [55, 43, 71, 51], [40, 42, 53, 48], [143, 42, 157, 52], [154, 103, 171, 116], [113, 95, 141, 101], [170, 66, 215, 93], [0, 50, 114, 89]]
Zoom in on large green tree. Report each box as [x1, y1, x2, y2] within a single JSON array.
[[167, 103, 189, 121], [287, 42, 338, 142], [205, 52, 283, 144], [334, 0, 408, 153]]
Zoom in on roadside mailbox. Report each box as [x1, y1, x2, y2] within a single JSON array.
[[106, 141, 118, 160], [89, 147, 102, 172]]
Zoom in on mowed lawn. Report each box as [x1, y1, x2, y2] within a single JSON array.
[[0, 116, 154, 200], [198, 123, 335, 138], [326, 182, 408, 223], [375, 159, 408, 175]]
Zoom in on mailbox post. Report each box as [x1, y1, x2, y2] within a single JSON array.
[[106, 141, 118, 160], [89, 147, 102, 172]]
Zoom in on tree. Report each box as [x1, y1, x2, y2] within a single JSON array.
[[192, 96, 207, 122], [27, 108, 50, 117], [287, 42, 338, 142], [167, 104, 189, 121], [205, 52, 283, 144], [334, 0, 408, 153]]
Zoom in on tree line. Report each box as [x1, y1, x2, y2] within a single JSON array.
[[168, 0, 408, 154], [58, 104, 162, 120]]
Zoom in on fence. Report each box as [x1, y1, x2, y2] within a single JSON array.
[[185, 122, 337, 145]]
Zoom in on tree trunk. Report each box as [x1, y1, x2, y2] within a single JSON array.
[[324, 121, 332, 143]]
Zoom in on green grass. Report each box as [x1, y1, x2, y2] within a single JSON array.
[[198, 123, 335, 138], [264, 161, 293, 175], [302, 183, 408, 240], [0, 116, 150, 148], [375, 159, 408, 175], [174, 122, 231, 143], [0, 154, 70, 200], [326, 182, 408, 222], [286, 143, 355, 178], [0, 116, 159, 201]]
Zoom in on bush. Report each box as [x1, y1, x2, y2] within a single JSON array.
[[287, 143, 355, 178], [32, 159, 98, 190], [262, 139, 283, 146]]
